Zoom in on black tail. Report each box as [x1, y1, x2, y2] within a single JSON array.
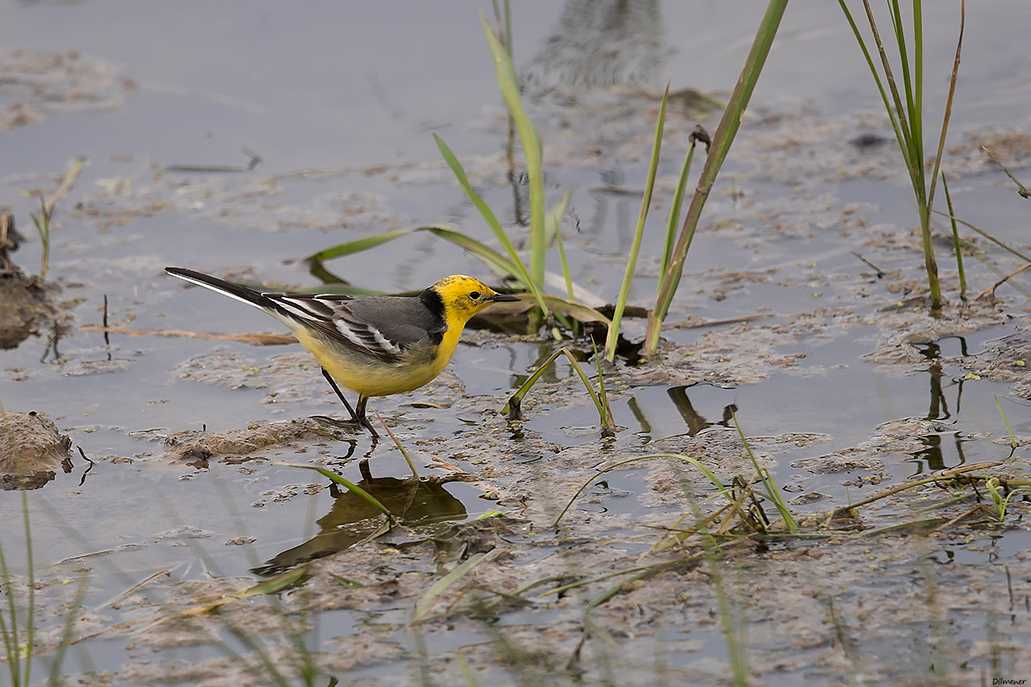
[[164, 267, 279, 313]]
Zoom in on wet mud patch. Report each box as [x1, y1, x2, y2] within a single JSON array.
[[963, 322, 1031, 399], [0, 49, 136, 129], [69, 166, 414, 236], [172, 350, 317, 394], [865, 298, 1011, 365], [75, 492, 1031, 687]]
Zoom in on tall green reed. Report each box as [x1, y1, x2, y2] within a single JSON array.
[[603, 82, 670, 362], [838, 0, 966, 309], [643, 0, 788, 355]]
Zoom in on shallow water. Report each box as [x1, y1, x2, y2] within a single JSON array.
[[2, 1, 1031, 685]]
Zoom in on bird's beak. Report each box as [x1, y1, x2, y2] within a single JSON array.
[[490, 292, 521, 303]]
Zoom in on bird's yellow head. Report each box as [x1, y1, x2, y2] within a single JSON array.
[[426, 275, 520, 327]]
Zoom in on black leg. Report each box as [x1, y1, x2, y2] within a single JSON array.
[[355, 395, 380, 439], [321, 367, 360, 424], [320, 367, 380, 440]]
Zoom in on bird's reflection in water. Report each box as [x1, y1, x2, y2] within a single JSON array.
[[255, 463, 467, 576], [521, 0, 671, 92]]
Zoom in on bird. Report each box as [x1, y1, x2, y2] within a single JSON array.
[[164, 267, 520, 438]]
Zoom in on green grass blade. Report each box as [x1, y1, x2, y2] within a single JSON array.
[[730, 411, 797, 533], [413, 550, 494, 622], [591, 338, 610, 435], [433, 135, 541, 305], [941, 173, 965, 296], [842, 0, 954, 306], [529, 186, 569, 253], [708, 554, 749, 687], [889, 0, 918, 163], [553, 221, 575, 303], [0, 411, 20, 687], [646, 0, 788, 355], [994, 395, 1018, 450], [659, 128, 703, 290], [331, 574, 366, 589], [874, 0, 918, 177], [241, 565, 310, 598], [587, 559, 695, 611], [503, 348, 564, 418], [855, 0, 918, 178], [911, 0, 924, 173], [561, 349, 616, 437], [0, 527, 19, 686], [924, 0, 965, 215], [536, 293, 610, 326], [605, 80, 669, 362], [482, 15, 546, 288], [0, 401, 35, 686], [424, 226, 530, 285], [277, 463, 396, 525], [375, 410, 420, 479], [502, 346, 614, 435], [306, 224, 530, 297], [306, 227, 419, 263], [837, 2, 909, 160], [547, 190, 574, 302], [47, 579, 88, 686], [30, 198, 50, 283]]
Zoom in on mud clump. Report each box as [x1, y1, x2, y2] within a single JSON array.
[[164, 416, 353, 463], [0, 411, 72, 490]]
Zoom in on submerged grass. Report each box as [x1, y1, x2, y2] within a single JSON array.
[[9, 423, 1027, 685], [412, 550, 497, 623], [707, 553, 749, 687], [554, 453, 730, 530]]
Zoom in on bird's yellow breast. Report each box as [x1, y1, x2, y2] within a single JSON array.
[[295, 326, 462, 398]]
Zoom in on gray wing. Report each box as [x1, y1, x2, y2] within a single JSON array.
[[264, 293, 442, 363]]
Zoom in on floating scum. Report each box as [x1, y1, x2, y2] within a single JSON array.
[[164, 267, 519, 437]]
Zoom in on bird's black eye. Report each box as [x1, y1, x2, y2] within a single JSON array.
[[469, 291, 481, 300]]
